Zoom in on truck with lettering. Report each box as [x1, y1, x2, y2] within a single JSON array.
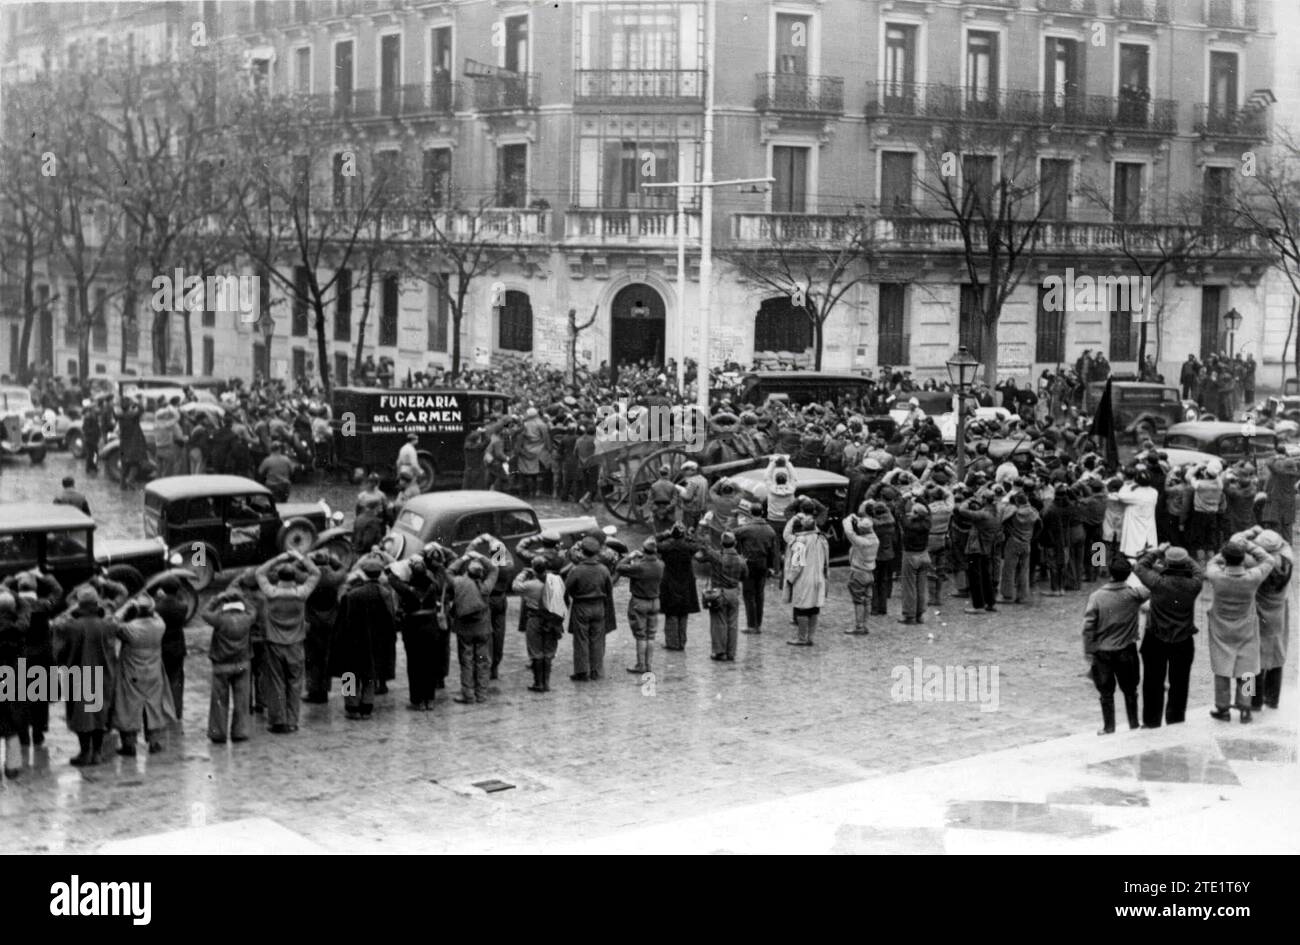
[[331, 386, 511, 490]]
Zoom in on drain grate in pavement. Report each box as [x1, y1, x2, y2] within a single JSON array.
[[471, 779, 516, 794]]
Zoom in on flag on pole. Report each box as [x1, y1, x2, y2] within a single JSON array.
[[1089, 377, 1120, 467]]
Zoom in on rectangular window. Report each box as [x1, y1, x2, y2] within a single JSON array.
[[92, 288, 107, 351], [1109, 284, 1136, 362], [879, 151, 914, 214], [959, 284, 984, 363], [496, 144, 527, 207], [334, 40, 353, 114], [877, 284, 908, 365], [334, 268, 352, 341], [65, 283, 78, 345], [294, 46, 310, 92], [123, 299, 138, 357], [202, 336, 215, 375], [373, 149, 402, 200], [201, 271, 217, 327], [292, 346, 307, 381], [427, 280, 449, 352], [250, 57, 270, 95], [422, 147, 451, 207], [1203, 166, 1232, 226], [772, 145, 809, 214], [332, 152, 352, 208], [1200, 286, 1222, 360], [431, 25, 452, 74], [1039, 158, 1071, 220], [774, 12, 810, 75], [334, 352, 349, 388], [601, 140, 675, 209], [1043, 37, 1081, 117], [966, 30, 998, 116], [1113, 162, 1143, 223], [380, 274, 399, 347], [379, 33, 401, 115], [962, 154, 995, 215], [1209, 50, 1238, 121], [1118, 43, 1150, 127], [1036, 286, 1065, 363], [884, 23, 916, 104], [503, 14, 528, 73], [293, 266, 309, 337]]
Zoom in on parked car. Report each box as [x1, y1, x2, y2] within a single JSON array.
[[331, 387, 511, 490], [1256, 394, 1300, 426], [1161, 421, 1279, 468], [0, 385, 47, 464], [142, 475, 342, 590], [26, 405, 84, 455], [313, 491, 612, 574], [1084, 381, 1184, 442], [0, 504, 200, 619], [727, 465, 850, 559]]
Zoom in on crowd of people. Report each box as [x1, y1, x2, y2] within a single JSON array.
[[1, 348, 1297, 778]]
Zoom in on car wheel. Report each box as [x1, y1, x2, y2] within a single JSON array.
[[171, 543, 217, 591], [176, 583, 199, 623], [104, 564, 145, 595], [320, 537, 356, 570], [68, 432, 85, 459], [1199, 412, 1218, 423], [28, 445, 46, 464], [278, 520, 317, 555], [104, 451, 122, 483], [416, 455, 436, 492]]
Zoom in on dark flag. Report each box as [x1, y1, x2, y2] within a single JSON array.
[[1089, 377, 1120, 467]]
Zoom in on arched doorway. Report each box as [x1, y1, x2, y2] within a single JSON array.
[[610, 283, 665, 368]]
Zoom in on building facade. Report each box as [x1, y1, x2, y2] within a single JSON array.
[[2, 0, 1291, 389]]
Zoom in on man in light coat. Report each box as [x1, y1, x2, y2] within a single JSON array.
[[1205, 537, 1274, 723]]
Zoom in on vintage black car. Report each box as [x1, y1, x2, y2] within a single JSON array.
[[143, 475, 342, 590], [1161, 421, 1279, 468], [0, 385, 47, 464], [331, 387, 510, 490], [1084, 381, 1185, 442], [734, 371, 897, 440], [0, 505, 199, 618]]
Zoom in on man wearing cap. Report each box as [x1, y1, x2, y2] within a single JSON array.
[[1082, 556, 1148, 734], [257, 440, 296, 503], [52, 476, 91, 515], [51, 586, 118, 766], [112, 592, 176, 756], [303, 549, 348, 704], [999, 492, 1040, 605], [844, 504, 880, 634], [1205, 536, 1274, 723], [1133, 544, 1205, 727], [677, 461, 708, 532], [656, 523, 701, 651], [254, 550, 322, 733], [617, 539, 666, 674], [516, 406, 550, 499], [200, 588, 256, 743], [649, 464, 679, 533], [734, 505, 778, 634], [396, 432, 420, 482], [564, 537, 615, 681], [897, 502, 932, 625], [446, 552, 499, 702], [332, 554, 398, 717], [696, 532, 746, 661], [954, 496, 1000, 614]]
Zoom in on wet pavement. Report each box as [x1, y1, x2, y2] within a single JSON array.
[[0, 450, 1295, 853]]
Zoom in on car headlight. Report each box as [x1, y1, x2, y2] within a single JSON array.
[[602, 524, 618, 536], [169, 553, 183, 566], [331, 511, 345, 525]]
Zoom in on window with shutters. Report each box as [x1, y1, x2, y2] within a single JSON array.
[[877, 284, 908, 365], [422, 148, 451, 207], [427, 280, 449, 352], [1108, 284, 1137, 361], [959, 285, 984, 363], [379, 275, 399, 347], [334, 268, 351, 341], [496, 144, 527, 208], [879, 151, 914, 214], [772, 145, 809, 213], [1039, 158, 1071, 221], [292, 267, 309, 337], [498, 290, 533, 352], [1036, 286, 1065, 363], [91, 288, 107, 351]]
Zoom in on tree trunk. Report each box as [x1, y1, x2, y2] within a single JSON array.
[[566, 310, 577, 386], [76, 281, 91, 383], [119, 286, 137, 373], [354, 270, 374, 373], [152, 309, 170, 374], [183, 309, 194, 374], [1137, 320, 1148, 370], [449, 304, 464, 380], [314, 300, 331, 396], [17, 234, 36, 381], [980, 316, 999, 389], [812, 310, 824, 370]]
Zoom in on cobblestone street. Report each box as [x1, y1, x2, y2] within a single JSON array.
[[0, 455, 1293, 853]]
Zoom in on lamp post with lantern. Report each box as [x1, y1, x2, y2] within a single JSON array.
[[1224, 307, 1242, 358], [946, 345, 981, 481]]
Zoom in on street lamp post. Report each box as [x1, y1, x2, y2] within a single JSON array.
[[1224, 307, 1242, 358], [946, 345, 981, 481], [258, 311, 276, 380]]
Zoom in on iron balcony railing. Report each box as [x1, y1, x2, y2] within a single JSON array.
[[573, 69, 704, 103], [1038, 0, 1099, 12], [316, 80, 460, 120], [1194, 102, 1269, 139], [1113, 0, 1172, 21], [754, 73, 845, 116], [1206, 0, 1258, 28], [865, 80, 1177, 134], [468, 72, 539, 111]]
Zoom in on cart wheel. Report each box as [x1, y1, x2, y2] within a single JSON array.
[[628, 445, 693, 525], [601, 454, 640, 524], [320, 537, 356, 571], [416, 454, 437, 492]]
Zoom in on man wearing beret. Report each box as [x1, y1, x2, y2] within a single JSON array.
[[564, 537, 614, 681]]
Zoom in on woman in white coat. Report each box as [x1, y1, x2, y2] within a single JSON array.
[[1116, 470, 1160, 560]]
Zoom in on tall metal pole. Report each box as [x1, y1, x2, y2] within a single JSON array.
[[676, 181, 687, 396], [955, 388, 967, 482], [696, 0, 716, 417]]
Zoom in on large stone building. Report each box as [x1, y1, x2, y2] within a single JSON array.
[[2, 0, 1292, 389]]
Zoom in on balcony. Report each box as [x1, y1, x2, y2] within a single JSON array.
[[468, 73, 539, 112], [1113, 0, 1171, 21], [755, 74, 845, 116], [1039, 0, 1098, 12], [574, 70, 703, 104], [1206, 0, 1258, 29], [564, 208, 701, 246], [279, 206, 550, 244], [865, 81, 1177, 134], [1194, 103, 1269, 140], [730, 213, 1268, 259]]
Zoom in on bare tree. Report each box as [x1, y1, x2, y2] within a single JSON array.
[[1234, 128, 1300, 385], [721, 212, 876, 370]]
